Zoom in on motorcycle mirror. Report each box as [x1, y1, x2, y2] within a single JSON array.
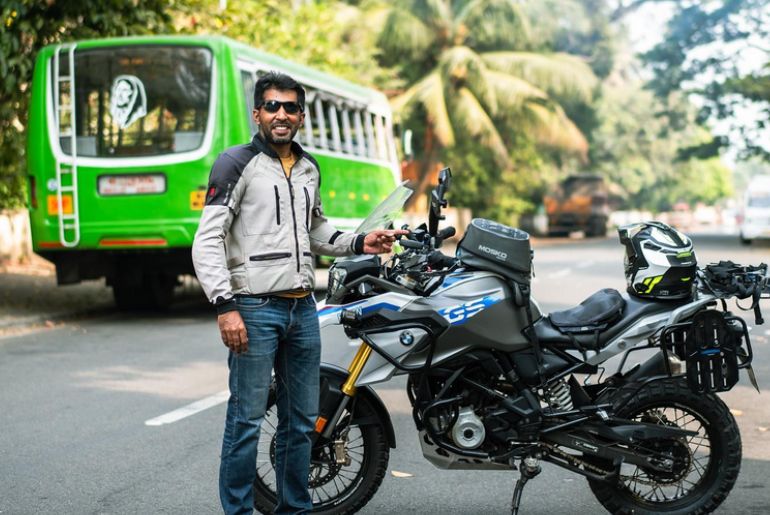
[[429, 167, 452, 236]]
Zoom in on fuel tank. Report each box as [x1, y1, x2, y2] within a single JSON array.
[[318, 270, 541, 386], [401, 270, 540, 368]]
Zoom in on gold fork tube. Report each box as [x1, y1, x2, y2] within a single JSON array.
[[341, 342, 373, 396]]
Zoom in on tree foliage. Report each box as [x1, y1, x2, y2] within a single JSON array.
[[170, 0, 390, 86], [590, 83, 733, 210], [0, 1, 171, 209], [641, 0, 770, 159], [379, 0, 600, 217]]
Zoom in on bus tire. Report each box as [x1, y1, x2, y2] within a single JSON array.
[[112, 270, 175, 310]]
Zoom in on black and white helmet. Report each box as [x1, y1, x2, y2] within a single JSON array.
[[618, 221, 697, 300]]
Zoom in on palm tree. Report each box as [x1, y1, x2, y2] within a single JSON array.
[[377, 0, 598, 205]]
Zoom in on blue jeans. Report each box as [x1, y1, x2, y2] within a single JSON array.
[[219, 295, 320, 515]]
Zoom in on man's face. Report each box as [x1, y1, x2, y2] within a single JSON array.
[[253, 88, 304, 146]]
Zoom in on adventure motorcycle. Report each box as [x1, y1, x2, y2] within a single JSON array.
[[252, 169, 769, 514]]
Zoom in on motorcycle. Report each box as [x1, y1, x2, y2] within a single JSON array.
[[252, 169, 769, 514]]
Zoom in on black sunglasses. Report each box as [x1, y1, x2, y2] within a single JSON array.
[[259, 100, 303, 114]]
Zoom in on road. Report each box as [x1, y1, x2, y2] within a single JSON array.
[[1, 234, 769, 514]]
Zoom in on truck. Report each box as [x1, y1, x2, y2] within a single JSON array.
[[543, 174, 609, 237], [739, 175, 770, 245]]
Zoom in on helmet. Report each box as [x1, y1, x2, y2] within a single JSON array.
[[618, 221, 697, 300]]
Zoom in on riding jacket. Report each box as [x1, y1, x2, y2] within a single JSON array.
[[192, 134, 364, 314]]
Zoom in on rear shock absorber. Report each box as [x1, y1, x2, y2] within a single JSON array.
[[545, 379, 573, 412]]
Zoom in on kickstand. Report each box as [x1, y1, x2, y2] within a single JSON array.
[[511, 457, 541, 515]]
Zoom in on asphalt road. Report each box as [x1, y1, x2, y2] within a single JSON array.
[[1, 234, 769, 514]]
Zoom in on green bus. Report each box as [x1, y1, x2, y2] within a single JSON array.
[[27, 35, 400, 308]]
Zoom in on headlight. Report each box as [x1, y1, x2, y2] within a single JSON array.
[[327, 266, 348, 300]]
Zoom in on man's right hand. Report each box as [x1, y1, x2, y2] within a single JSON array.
[[218, 311, 248, 353]]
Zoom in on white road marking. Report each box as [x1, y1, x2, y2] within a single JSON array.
[[547, 268, 572, 279], [145, 390, 229, 426], [575, 260, 596, 269]]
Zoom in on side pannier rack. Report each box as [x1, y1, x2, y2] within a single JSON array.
[[659, 309, 754, 394]]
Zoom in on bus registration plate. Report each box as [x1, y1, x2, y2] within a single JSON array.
[[98, 174, 166, 196]]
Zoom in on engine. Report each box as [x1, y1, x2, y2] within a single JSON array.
[[450, 407, 486, 449], [409, 359, 546, 469]]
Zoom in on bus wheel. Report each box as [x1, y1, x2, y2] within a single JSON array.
[[112, 270, 176, 310]]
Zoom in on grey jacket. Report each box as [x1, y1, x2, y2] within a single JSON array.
[[192, 135, 363, 313]]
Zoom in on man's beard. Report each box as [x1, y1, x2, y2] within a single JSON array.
[[261, 121, 298, 145]]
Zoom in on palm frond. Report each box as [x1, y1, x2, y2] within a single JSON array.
[[522, 102, 588, 159], [451, 87, 510, 166], [377, 8, 435, 67], [482, 51, 598, 105], [455, 0, 530, 51], [483, 69, 547, 115], [439, 46, 497, 116], [411, 0, 452, 29], [391, 71, 455, 147]]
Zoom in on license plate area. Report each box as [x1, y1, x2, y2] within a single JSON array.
[[98, 174, 166, 196]]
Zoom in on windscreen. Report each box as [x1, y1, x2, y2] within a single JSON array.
[[55, 45, 213, 157], [355, 181, 413, 233], [748, 194, 770, 208]]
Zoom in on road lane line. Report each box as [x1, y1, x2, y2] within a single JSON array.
[[575, 260, 596, 269], [547, 268, 572, 279], [145, 390, 229, 426]]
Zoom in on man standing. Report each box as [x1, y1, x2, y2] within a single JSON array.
[[192, 72, 403, 514]]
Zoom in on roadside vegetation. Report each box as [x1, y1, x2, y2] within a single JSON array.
[[1, 0, 768, 223]]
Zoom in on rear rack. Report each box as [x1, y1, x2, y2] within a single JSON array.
[[660, 309, 753, 393]]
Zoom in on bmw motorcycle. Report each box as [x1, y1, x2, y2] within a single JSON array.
[[253, 169, 769, 514]]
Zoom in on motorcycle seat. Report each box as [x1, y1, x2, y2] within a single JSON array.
[[533, 289, 688, 351]]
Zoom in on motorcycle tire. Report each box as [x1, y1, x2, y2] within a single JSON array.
[[587, 378, 741, 515], [252, 385, 390, 514]]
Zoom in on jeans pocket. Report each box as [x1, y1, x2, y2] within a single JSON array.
[[236, 296, 271, 309]]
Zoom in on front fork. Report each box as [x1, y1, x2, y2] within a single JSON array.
[[313, 341, 373, 442]]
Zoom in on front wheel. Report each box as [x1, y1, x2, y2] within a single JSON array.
[[253, 386, 390, 514], [588, 378, 741, 515]]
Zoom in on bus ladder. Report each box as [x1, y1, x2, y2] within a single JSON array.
[[53, 43, 80, 248]]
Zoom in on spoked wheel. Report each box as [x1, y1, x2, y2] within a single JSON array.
[[253, 387, 390, 514], [588, 379, 742, 515]]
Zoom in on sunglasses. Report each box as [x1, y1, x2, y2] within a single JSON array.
[[259, 100, 303, 114]]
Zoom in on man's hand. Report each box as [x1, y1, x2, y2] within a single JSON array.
[[363, 229, 409, 254], [218, 311, 248, 354]]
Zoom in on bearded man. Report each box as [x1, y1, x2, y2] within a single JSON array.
[[192, 71, 403, 515]]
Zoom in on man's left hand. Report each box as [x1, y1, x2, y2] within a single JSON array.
[[363, 229, 409, 254]]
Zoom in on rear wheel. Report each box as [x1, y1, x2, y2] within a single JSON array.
[[588, 379, 741, 515], [253, 387, 390, 514], [112, 269, 176, 310]]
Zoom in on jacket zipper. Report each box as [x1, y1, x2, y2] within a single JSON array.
[[303, 186, 310, 230], [281, 158, 301, 274], [273, 185, 281, 225], [250, 252, 292, 261]]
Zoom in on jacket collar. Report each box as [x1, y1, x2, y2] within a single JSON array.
[[251, 133, 306, 160]]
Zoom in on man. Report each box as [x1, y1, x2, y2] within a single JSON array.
[[192, 72, 404, 515]]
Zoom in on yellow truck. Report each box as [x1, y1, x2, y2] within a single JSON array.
[[544, 174, 609, 237]]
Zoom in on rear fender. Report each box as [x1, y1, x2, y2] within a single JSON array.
[[320, 363, 397, 449]]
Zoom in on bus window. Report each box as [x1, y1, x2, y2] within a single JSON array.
[[240, 69, 257, 136], [364, 112, 377, 159], [59, 46, 212, 157], [313, 97, 328, 149], [340, 108, 354, 154], [327, 101, 342, 152], [353, 110, 366, 156], [374, 114, 388, 161]]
